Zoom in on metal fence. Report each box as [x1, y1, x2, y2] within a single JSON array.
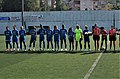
[[0, 10, 119, 34]]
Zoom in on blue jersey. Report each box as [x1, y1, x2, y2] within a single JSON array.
[[60, 29, 67, 39], [83, 30, 90, 42], [4, 30, 12, 42], [12, 30, 19, 42], [53, 29, 59, 41], [30, 30, 37, 41], [83, 30, 90, 38], [37, 29, 45, 40], [46, 30, 53, 41], [68, 31, 74, 40], [19, 30, 26, 41]]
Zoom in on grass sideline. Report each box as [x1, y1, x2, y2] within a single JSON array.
[[0, 50, 120, 54]]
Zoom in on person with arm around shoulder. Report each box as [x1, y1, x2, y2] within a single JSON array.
[[4, 26, 12, 52]]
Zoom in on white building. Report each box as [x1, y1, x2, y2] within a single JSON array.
[[71, 0, 108, 10], [80, 0, 94, 10], [43, 0, 109, 10]]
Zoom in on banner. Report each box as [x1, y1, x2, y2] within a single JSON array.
[[0, 17, 10, 21]]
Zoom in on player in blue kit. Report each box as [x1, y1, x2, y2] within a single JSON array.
[[19, 26, 26, 51], [53, 25, 59, 51], [12, 25, 19, 51], [46, 26, 53, 50], [60, 25, 67, 51], [83, 25, 91, 51], [68, 27, 74, 51], [28, 26, 37, 51], [4, 26, 12, 51], [37, 24, 45, 50]]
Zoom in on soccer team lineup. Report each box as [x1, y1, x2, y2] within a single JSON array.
[[4, 23, 120, 52]]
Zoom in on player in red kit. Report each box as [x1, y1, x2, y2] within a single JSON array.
[[100, 27, 108, 51], [92, 24, 100, 51], [109, 25, 116, 51]]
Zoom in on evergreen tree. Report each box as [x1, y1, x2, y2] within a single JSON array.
[[2, 0, 22, 12]]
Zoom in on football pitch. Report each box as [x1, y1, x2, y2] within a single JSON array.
[[0, 35, 119, 79]]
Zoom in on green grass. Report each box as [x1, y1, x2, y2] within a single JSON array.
[[90, 53, 120, 79], [0, 53, 99, 79], [0, 35, 119, 79]]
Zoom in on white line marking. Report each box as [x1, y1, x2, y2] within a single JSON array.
[[84, 52, 103, 79], [84, 42, 110, 79]]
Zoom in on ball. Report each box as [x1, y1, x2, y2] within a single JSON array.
[[116, 31, 120, 35], [88, 32, 92, 36], [100, 47, 105, 51], [85, 32, 88, 34], [102, 47, 105, 49]]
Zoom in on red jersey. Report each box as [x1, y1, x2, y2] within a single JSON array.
[[109, 29, 116, 36], [101, 29, 108, 37], [93, 27, 100, 36]]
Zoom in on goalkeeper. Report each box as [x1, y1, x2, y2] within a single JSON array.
[[75, 24, 83, 51]]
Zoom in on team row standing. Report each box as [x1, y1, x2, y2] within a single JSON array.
[[28, 24, 83, 51], [4, 24, 118, 51], [4, 24, 84, 51], [4, 25, 26, 51], [92, 24, 118, 51]]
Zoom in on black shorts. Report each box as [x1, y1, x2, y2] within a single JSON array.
[[93, 35, 100, 41], [79, 38, 83, 42], [109, 36, 116, 41], [102, 36, 107, 41], [69, 38, 74, 42]]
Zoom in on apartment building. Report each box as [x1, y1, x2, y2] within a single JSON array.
[[40, 0, 111, 10], [68, 0, 108, 10]]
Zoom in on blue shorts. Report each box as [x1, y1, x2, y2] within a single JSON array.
[[30, 39, 36, 43], [20, 37, 26, 42], [47, 38, 52, 41], [60, 37, 66, 40], [84, 37, 90, 42], [40, 38, 44, 41], [54, 39, 59, 42], [12, 39, 18, 43]]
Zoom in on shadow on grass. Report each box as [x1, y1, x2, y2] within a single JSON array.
[[0, 50, 120, 55]]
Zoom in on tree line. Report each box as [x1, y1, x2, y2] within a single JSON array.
[[0, 0, 119, 12], [0, 0, 70, 12]]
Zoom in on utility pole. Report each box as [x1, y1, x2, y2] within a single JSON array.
[[113, 12, 115, 27], [21, 0, 25, 29]]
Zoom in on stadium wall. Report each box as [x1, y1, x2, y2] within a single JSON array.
[[0, 11, 119, 34]]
